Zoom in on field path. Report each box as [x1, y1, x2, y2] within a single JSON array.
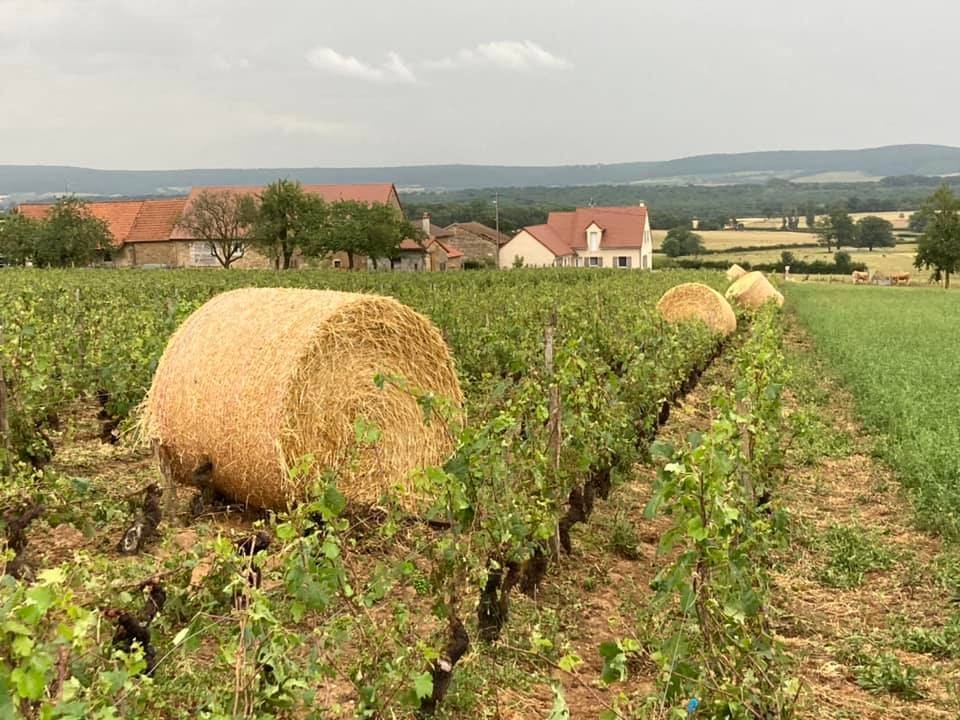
[[773, 323, 960, 718]]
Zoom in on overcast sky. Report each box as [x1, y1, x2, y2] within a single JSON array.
[[1, 0, 957, 170]]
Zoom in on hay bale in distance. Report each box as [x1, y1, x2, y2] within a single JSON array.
[[656, 283, 737, 336], [725, 271, 785, 310], [726, 264, 747, 282], [143, 288, 463, 511]]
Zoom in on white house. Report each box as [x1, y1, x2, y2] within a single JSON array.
[[499, 204, 654, 269]]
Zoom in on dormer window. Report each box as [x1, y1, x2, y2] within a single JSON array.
[[586, 222, 602, 252]]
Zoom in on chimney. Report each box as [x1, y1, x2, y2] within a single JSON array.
[[421, 212, 432, 237]]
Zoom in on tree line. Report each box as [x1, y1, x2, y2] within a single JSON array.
[[0, 180, 421, 269], [403, 175, 960, 232], [659, 211, 897, 258]]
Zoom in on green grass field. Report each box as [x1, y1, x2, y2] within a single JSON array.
[[787, 283, 960, 536]]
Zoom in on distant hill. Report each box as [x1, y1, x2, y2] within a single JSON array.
[[3, 144, 960, 204]]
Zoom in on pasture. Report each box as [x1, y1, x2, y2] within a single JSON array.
[[652, 228, 819, 251], [787, 283, 960, 535], [735, 210, 915, 231], [700, 242, 921, 276]]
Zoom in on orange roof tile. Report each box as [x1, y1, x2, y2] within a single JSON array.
[[17, 199, 148, 248], [171, 183, 401, 240], [516, 205, 649, 256], [127, 198, 187, 242], [524, 223, 574, 256]]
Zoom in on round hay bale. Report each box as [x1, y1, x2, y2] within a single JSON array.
[[143, 288, 463, 511], [726, 263, 747, 282], [724, 271, 785, 310], [656, 283, 737, 336]]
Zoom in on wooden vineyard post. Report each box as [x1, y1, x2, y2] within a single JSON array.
[[544, 308, 562, 558], [0, 321, 9, 471]]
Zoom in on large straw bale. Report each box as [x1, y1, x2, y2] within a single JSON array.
[[656, 283, 737, 336], [143, 288, 462, 511], [726, 264, 747, 282], [725, 271, 784, 310]]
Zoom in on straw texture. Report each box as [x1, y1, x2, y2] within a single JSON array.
[[726, 264, 747, 282], [143, 288, 462, 511], [656, 283, 737, 336], [725, 271, 785, 310]]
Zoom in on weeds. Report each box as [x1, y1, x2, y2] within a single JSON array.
[[815, 523, 895, 588]]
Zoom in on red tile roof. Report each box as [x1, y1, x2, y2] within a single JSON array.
[[446, 221, 511, 246], [127, 198, 187, 242], [399, 238, 426, 251], [517, 205, 649, 256], [16, 199, 172, 248], [171, 183, 401, 240], [434, 239, 463, 259], [524, 223, 574, 257]]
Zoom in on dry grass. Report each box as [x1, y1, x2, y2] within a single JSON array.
[[725, 271, 784, 309], [656, 283, 737, 336], [702, 244, 920, 276], [143, 288, 462, 512], [653, 229, 819, 251]]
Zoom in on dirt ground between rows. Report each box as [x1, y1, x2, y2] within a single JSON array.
[[29, 320, 960, 719]]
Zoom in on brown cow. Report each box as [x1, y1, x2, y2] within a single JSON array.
[[851, 270, 870, 284], [890, 272, 911, 286]]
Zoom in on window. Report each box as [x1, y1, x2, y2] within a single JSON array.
[[616, 256, 630, 268], [641, 254, 650, 269], [588, 256, 602, 268], [333, 258, 342, 269], [587, 230, 601, 252]]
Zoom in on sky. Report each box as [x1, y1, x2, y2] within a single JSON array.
[[1, 0, 958, 170]]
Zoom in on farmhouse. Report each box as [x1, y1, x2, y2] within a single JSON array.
[[443, 221, 510, 266], [418, 214, 463, 271], [499, 204, 653, 269], [16, 183, 440, 270], [17, 198, 188, 267]]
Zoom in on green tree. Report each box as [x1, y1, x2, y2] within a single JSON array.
[[176, 190, 258, 268], [833, 251, 853, 272], [814, 209, 856, 251], [661, 227, 705, 257], [33, 197, 111, 267], [250, 180, 323, 270], [908, 207, 931, 233], [855, 216, 896, 252], [0, 212, 41, 265], [805, 206, 817, 229], [914, 186, 960, 288], [305, 201, 421, 270]]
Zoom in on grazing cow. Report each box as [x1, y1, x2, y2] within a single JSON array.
[[851, 270, 870, 284], [890, 272, 911, 286]]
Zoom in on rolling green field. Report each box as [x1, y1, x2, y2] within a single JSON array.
[[787, 283, 960, 536]]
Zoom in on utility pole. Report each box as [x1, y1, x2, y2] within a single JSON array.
[[494, 191, 500, 269]]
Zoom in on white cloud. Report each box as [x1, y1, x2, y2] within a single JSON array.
[[426, 41, 572, 71], [305, 47, 416, 84]]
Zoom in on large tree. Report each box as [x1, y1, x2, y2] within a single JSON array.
[[814, 209, 856, 251], [304, 200, 422, 269], [661, 227, 705, 257], [855, 215, 896, 252], [250, 180, 324, 270], [33, 197, 111, 267], [176, 190, 257, 268], [914, 186, 960, 288], [0, 212, 41, 265]]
